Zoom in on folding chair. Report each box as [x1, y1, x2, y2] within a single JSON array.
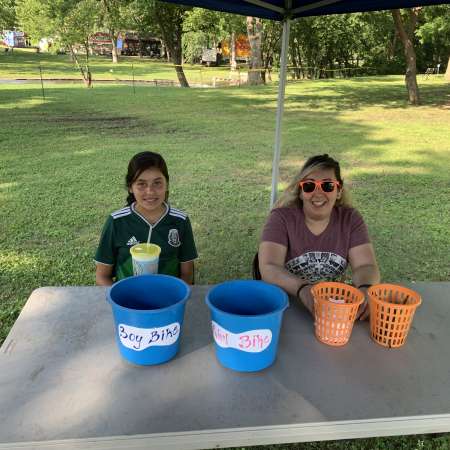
[[252, 252, 262, 280]]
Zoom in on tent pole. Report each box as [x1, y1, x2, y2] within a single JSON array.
[[270, 17, 290, 208]]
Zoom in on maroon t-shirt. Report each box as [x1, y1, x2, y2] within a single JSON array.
[[261, 206, 370, 282]]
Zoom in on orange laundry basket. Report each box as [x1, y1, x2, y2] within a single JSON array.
[[311, 282, 364, 346], [368, 284, 422, 348]]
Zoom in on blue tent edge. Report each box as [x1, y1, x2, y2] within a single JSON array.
[[160, 0, 450, 21]]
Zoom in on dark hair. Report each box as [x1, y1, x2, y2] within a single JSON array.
[[301, 154, 343, 185], [126, 151, 169, 205]]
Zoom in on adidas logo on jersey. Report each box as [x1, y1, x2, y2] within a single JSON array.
[[126, 236, 139, 246]]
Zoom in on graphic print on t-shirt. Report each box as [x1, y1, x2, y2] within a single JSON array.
[[285, 251, 347, 282]]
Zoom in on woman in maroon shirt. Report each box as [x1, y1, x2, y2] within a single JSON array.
[[258, 154, 380, 320]]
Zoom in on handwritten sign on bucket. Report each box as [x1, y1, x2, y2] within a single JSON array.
[[211, 321, 272, 353], [118, 322, 180, 351]]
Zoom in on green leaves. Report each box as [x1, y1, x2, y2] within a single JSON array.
[[0, 0, 16, 29]]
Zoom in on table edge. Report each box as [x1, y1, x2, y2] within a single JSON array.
[[2, 414, 450, 449]]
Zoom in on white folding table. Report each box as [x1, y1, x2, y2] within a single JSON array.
[[1, 282, 450, 449]]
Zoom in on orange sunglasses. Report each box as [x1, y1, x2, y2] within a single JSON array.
[[298, 180, 341, 193]]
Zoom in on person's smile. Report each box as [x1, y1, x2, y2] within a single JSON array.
[[142, 196, 161, 206], [310, 198, 328, 208]]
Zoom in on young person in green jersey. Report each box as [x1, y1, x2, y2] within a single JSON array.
[[95, 151, 198, 286]]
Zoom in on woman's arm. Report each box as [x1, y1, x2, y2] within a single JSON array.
[[259, 241, 314, 315], [95, 262, 114, 286], [180, 260, 194, 285], [348, 243, 380, 320]]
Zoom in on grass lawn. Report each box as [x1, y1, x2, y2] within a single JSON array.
[[0, 48, 249, 85], [0, 52, 449, 450]]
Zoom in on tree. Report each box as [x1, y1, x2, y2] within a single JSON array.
[[246, 16, 263, 85], [358, 11, 404, 75], [260, 20, 282, 82], [97, 0, 128, 63], [124, 0, 191, 87], [16, 0, 98, 87], [289, 14, 376, 80], [153, 2, 192, 87], [416, 5, 450, 70], [183, 8, 226, 64], [120, 0, 160, 57], [15, 0, 55, 44], [62, 0, 98, 86], [391, 8, 421, 104], [0, 0, 16, 29], [182, 8, 246, 70]]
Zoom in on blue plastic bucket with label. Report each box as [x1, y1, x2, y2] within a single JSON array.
[[205, 280, 289, 372], [107, 274, 190, 365]]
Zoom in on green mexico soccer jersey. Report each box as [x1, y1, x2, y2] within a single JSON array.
[[95, 202, 197, 280]]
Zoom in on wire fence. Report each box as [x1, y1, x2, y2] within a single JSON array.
[[15, 59, 444, 102]]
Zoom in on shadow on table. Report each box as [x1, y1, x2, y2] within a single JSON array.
[[272, 297, 447, 422]]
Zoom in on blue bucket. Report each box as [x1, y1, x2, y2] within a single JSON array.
[[205, 280, 289, 372], [107, 274, 190, 366]]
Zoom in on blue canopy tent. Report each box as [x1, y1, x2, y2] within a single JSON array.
[[161, 0, 449, 206]]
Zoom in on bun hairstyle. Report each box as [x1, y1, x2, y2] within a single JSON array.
[[274, 153, 351, 208], [126, 151, 169, 205]]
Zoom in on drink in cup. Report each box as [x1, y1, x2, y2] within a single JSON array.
[[130, 243, 161, 276]]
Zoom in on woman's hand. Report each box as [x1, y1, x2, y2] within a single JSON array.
[[259, 241, 311, 299], [356, 286, 370, 320], [348, 243, 380, 320], [259, 242, 315, 316], [298, 284, 315, 317]]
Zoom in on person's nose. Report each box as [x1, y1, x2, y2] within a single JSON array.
[[312, 185, 326, 196]]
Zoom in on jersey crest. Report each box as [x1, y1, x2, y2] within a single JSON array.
[[168, 229, 181, 247]]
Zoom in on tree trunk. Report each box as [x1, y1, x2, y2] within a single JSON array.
[[230, 32, 237, 70], [110, 30, 118, 64], [445, 56, 450, 82], [391, 8, 420, 105], [159, 42, 169, 61], [298, 51, 305, 79], [328, 58, 334, 78], [289, 44, 297, 79], [266, 59, 272, 82], [70, 46, 92, 88], [387, 33, 397, 60], [246, 16, 263, 85], [154, 8, 189, 87], [174, 63, 189, 87], [170, 40, 189, 87]]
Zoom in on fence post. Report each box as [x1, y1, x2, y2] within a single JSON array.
[[39, 63, 45, 100]]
